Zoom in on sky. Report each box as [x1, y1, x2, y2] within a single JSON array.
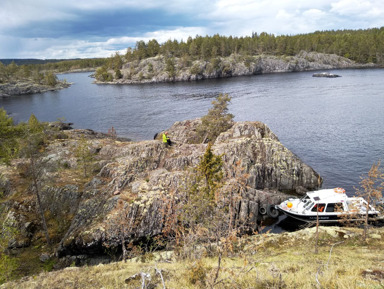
[[1, 0, 383, 59]]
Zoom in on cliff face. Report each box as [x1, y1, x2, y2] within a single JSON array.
[[99, 51, 375, 85], [1, 120, 322, 259]]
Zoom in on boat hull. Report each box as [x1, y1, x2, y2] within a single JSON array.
[[277, 207, 378, 224]]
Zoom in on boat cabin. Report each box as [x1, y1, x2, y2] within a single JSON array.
[[301, 189, 375, 213]]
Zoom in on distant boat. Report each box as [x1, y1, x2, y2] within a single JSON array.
[[312, 72, 341, 78]]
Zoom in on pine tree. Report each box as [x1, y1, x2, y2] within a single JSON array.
[[165, 58, 176, 79], [28, 113, 44, 133], [197, 93, 234, 143], [0, 109, 22, 163], [74, 136, 95, 178], [183, 143, 224, 229], [197, 143, 223, 200]]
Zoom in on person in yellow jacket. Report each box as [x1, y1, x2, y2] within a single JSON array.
[[162, 131, 172, 146]]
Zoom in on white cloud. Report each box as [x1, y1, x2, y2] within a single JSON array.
[[331, 0, 372, 15], [205, 0, 335, 35], [276, 9, 295, 21], [303, 9, 327, 19]]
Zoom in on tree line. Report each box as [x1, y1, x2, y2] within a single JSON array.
[[125, 28, 384, 64], [0, 61, 58, 86], [0, 58, 107, 85]]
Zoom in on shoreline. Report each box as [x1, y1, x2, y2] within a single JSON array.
[[0, 80, 71, 98], [94, 65, 380, 86]]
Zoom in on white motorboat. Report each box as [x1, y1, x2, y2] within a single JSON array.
[[312, 72, 341, 78], [276, 188, 380, 223]]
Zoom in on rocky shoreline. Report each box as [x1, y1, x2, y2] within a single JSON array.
[[95, 51, 377, 85], [0, 80, 71, 98]]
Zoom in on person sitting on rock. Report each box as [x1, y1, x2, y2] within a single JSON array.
[[162, 131, 172, 146]]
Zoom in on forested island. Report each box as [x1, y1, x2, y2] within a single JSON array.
[[94, 28, 384, 83], [1, 28, 383, 96]]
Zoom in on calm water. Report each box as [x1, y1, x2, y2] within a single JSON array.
[[1, 69, 384, 194]]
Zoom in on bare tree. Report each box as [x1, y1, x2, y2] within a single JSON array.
[[355, 161, 384, 240], [103, 197, 135, 262], [24, 135, 51, 245], [19, 114, 51, 245]]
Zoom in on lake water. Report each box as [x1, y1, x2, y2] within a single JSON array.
[[1, 69, 383, 194]]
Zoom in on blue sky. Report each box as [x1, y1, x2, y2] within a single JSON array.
[[1, 0, 383, 59]]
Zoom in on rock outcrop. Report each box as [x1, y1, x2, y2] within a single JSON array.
[[56, 120, 321, 256], [2, 120, 322, 259], [0, 80, 71, 98]]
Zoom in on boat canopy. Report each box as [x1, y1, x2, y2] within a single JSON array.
[[306, 188, 349, 203]]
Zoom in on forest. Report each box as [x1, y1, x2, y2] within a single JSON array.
[[125, 28, 384, 64]]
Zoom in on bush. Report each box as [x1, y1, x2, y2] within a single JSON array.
[[95, 66, 113, 82], [186, 260, 211, 286], [190, 63, 201, 75], [0, 216, 18, 284], [0, 255, 18, 284], [147, 63, 153, 72], [43, 71, 58, 86], [114, 69, 123, 79]]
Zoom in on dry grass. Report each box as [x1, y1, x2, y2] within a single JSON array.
[[2, 226, 384, 289]]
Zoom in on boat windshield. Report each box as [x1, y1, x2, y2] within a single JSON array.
[[300, 195, 310, 204], [304, 201, 314, 210]]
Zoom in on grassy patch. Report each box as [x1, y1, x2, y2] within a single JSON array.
[[2, 227, 384, 289]]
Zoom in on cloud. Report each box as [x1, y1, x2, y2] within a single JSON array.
[[0, 0, 383, 59], [0, 1, 75, 32], [303, 9, 327, 19], [331, 0, 376, 16], [0, 27, 209, 59]]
